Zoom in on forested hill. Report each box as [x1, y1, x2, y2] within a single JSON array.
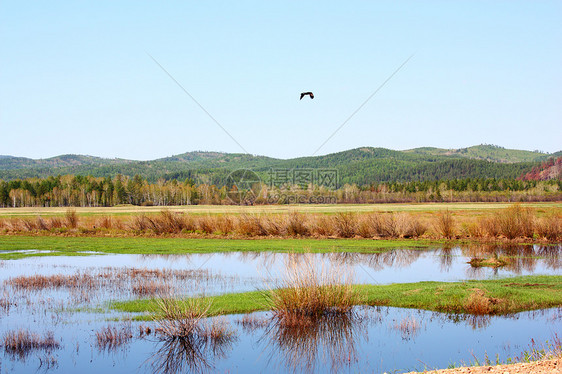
[[405, 144, 551, 163], [0, 145, 559, 185]]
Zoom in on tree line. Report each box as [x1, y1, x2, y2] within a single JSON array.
[[1, 174, 560, 208]]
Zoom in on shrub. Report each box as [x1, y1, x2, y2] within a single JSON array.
[[434, 210, 455, 239], [332, 212, 356, 238], [285, 212, 309, 236], [65, 209, 79, 229]]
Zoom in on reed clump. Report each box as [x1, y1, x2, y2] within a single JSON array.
[[332, 212, 357, 238], [3, 330, 60, 358], [494, 204, 535, 239], [95, 323, 133, 351], [152, 296, 236, 357], [463, 289, 505, 315], [285, 212, 309, 236], [237, 214, 267, 236], [65, 209, 79, 229], [535, 214, 562, 241], [154, 297, 212, 338], [434, 210, 455, 239], [267, 254, 358, 322]]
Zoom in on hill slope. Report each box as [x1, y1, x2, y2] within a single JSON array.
[[405, 144, 550, 163], [0, 146, 559, 185]]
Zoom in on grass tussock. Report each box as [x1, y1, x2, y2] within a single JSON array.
[[434, 210, 455, 239], [154, 297, 212, 338], [3, 330, 60, 358], [285, 211, 309, 236], [65, 209, 79, 229], [463, 289, 504, 315], [494, 204, 535, 239], [267, 254, 358, 321]]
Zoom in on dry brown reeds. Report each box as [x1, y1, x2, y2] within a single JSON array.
[[494, 204, 535, 239], [464, 288, 505, 315], [65, 209, 79, 228], [535, 214, 562, 241], [35, 216, 50, 230], [96, 215, 114, 229], [267, 254, 358, 321], [3, 330, 60, 358], [237, 214, 267, 236], [49, 216, 63, 229], [332, 212, 356, 238], [285, 211, 309, 236], [95, 323, 133, 351], [2, 204, 559, 241], [132, 280, 171, 297], [434, 210, 455, 239]]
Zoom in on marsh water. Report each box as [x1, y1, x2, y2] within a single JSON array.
[[0, 245, 560, 373]]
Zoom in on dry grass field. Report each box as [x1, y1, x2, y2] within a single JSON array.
[[0, 202, 560, 218]]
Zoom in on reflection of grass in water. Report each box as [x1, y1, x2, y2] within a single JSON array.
[[148, 297, 237, 374], [393, 315, 422, 340], [261, 312, 367, 373], [0, 235, 436, 260]]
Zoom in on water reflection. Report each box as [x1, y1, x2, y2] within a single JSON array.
[[463, 244, 561, 273], [148, 328, 236, 374], [260, 311, 368, 373]]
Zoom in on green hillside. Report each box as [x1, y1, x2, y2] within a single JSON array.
[[406, 144, 551, 163], [0, 145, 558, 185]]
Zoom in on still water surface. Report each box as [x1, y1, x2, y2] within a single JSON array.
[[0, 245, 560, 373]]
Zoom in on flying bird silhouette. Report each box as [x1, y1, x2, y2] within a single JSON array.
[[300, 92, 314, 100]]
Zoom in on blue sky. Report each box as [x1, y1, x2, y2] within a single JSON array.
[[1, 1, 560, 160]]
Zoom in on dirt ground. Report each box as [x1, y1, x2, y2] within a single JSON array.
[[406, 358, 562, 374]]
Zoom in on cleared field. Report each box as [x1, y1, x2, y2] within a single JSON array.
[[0, 201, 560, 217]]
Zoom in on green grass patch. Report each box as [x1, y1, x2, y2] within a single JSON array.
[[0, 235, 439, 260], [112, 291, 269, 318], [111, 275, 562, 318]]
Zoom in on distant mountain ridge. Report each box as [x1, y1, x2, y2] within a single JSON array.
[[405, 144, 551, 163], [0, 145, 559, 184]]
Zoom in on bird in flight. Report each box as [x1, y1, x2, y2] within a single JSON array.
[[300, 92, 314, 100]]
